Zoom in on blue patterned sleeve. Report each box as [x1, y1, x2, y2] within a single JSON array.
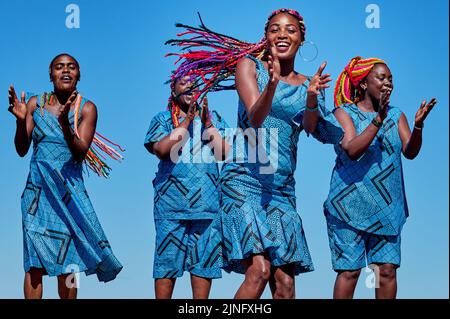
[[291, 90, 344, 145], [144, 112, 171, 153]]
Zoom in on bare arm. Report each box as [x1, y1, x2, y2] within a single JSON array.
[[146, 102, 196, 160], [399, 98, 437, 160], [303, 62, 332, 133], [8, 85, 36, 157], [58, 93, 97, 162], [235, 57, 278, 128], [335, 108, 384, 161]]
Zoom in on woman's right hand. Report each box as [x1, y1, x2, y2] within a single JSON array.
[[378, 89, 391, 120], [8, 85, 27, 121], [268, 44, 281, 85]]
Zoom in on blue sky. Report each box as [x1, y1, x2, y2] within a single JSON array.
[[0, 0, 448, 298]]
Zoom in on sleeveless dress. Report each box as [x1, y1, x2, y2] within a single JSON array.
[[220, 57, 343, 275], [20, 93, 123, 282], [324, 104, 408, 236]]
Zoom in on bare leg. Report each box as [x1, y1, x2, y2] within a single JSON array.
[[234, 254, 271, 299], [190, 274, 212, 299], [155, 278, 176, 299], [268, 265, 296, 299], [57, 274, 77, 299], [24, 268, 44, 299], [375, 264, 397, 299], [333, 269, 361, 299]]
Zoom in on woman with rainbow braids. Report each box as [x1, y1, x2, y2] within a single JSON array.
[[166, 8, 343, 299], [144, 75, 230, 299], [324, 56, 437, 299], [8, 53, 123, 299]]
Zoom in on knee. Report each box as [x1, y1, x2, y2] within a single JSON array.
[[378, 264, 397, 281], [276, 273, 294, 291], [339, 269, 361, 282], [247, 265, 271, 286], [27, 268, 44, 287]]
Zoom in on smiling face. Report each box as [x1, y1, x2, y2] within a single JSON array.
[[172, 76, 197, 109], [361, 63, 394, 102], [265, 13, 303, 60], [49, 54, 80, 93]]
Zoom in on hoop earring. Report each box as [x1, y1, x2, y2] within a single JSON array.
[[298, 40, 319, 62]]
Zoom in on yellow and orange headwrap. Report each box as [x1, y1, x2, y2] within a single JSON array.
[[333, 56, 385, 107]]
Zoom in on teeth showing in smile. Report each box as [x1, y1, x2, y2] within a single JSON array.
[[62, 76, 71, 80], [276, 42, 290, 48]]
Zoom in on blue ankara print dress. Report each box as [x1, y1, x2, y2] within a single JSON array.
[[144, 110, 228, 278], [324, 104, 409, 236], [220, 57, 343, 275], [21, 93, 122, 282]]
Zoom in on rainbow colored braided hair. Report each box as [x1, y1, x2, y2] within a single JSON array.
[[165, 9, 306, 102], [334, 56, 386, 107]]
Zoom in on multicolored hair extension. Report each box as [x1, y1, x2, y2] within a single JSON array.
[[333, 56, 386, 107], [165, 9, 306, 102], [40, 92, 125, 178]]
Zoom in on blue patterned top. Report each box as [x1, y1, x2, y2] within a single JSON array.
[[145, 110, 228, 220], [324, 103, 409, 236]]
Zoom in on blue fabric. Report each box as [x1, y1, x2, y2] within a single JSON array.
[[325, 212, 401, 271], [324, 103, 408, 236], [153, 219, 222, 279], [219, 56, 343, 275], [144, 110, 228, 220], [21, 93, 122, 282]]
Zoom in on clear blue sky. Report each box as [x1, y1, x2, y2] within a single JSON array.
[[0, 0, 448, 299]]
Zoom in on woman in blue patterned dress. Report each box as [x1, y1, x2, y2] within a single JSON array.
[[8, 54, 122, 299], [325, 56, 437, 298], [144, 76, 229, 299], [218, 9, 342, 299]]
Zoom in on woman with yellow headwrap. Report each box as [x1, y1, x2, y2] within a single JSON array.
[[324, 56, 437, 299]]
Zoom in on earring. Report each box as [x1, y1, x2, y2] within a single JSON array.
[[298, 40, 318, 62]]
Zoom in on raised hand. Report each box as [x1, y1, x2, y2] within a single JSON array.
[[307, 62, 331, 96], [414, 98, 437, 127], [268, 44, 281, 84], [56, 90, 78, 125], [8, 85, 27, 121], [379, 89, 392, 120], [201, 96, 212, 127], [185, 99, 197, 123]]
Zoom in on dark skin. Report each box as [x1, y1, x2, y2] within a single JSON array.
[[146, 76, 230, 162], [146, 76, 229, 299], [8, 54, 97, 299], [235, 13, 331, 130], [234, 13, 331, 299], [333, 63, 437, 299]]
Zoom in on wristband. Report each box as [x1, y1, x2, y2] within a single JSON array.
[[371, 118, 383, 128], [305, 105, 319, 112]]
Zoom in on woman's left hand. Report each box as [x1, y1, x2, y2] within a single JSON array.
[[201, 96, 213, 128], [307, 62, 331, 96], [414, 98, 437, 128]]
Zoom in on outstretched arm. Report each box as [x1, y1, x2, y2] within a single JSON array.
[[399, 98, 437, 160]]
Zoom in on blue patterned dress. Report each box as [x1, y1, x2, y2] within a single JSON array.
[[145, 110, 228, 278], [324, 104, 408, 235], [220, 57, 343, 275], [20, 93, 123, 282]]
